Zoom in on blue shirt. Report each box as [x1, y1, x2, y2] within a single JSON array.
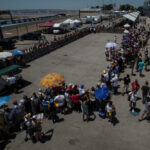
[[42, 100, 50, 111], [139, 62, 144, 70]]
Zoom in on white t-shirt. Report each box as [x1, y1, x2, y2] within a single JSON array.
[[129, 92, 137, 103], [104, 73, 109, 81], [79, 88, 85, 95], [54, 95, 65, 106], [111, 76, 118, 87], [64, 92, 71, 103], [106, 104, 112, 113], [7, 77, 16, 85], [101, 82, 107, 88]]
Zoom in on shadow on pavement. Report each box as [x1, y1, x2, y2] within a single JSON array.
[[42, 129, 54, 143], [0, 133, 16, 150]]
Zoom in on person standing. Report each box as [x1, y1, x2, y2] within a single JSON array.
[[131, 59, 135, 75], [122, 74, 130, 96], [114, 35, 117, 43], [105, 101, 116, 124], [80, 95, 89, 122], [131, 79, 140, 92], [105, 48, 109, 61], [111, 74, 118, 95], [141, 81, 150, 104], [139, 97, 150, 121], [144, 55, 149, 71]]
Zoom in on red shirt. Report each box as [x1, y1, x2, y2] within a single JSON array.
[[71, 94, 80, 103], [131, 81, 140, 91]]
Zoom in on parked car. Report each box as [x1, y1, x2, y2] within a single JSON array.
[[0, 39, 15, 50], [21, 32, 41, 40]]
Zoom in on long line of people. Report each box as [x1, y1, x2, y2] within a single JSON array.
[[1, 21, 150, 143]]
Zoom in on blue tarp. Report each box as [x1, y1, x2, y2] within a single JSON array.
[[0, 96, 10, 107], [94, 87, 109, 100], [12, 50, 24, 56]]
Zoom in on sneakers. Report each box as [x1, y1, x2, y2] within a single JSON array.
[[132, 109, 135, 113]]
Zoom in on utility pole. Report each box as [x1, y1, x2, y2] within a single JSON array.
[[102, 0, 104, 10]]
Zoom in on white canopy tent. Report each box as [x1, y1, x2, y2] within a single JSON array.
[[0, 52, 12, 59], [124, 23, 130, 28], [73, 19, 81, 23], [123, 14, 136, 22], [124, 29, 130, 34], [123, 11, 140, 22], [63, 19, 73, 24]]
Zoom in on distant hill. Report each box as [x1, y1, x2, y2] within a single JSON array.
[[11, 9, 79, 15]]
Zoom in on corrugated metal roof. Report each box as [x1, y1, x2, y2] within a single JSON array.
[[123, 11, 140, 22]]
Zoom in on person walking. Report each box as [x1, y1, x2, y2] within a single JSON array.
[[141, 81, 150, 104], [139, 97, 150, 121], [138, 59, 144, 76], [128, 90, 137, 112], [122, 74, 130, 96]]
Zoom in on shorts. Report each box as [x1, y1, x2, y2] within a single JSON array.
[[26, 128, 34, 136], [122, 84, 129, 89], [83, 110, 88, 115], [142, 106, 148, 114], [105, 54, 109, 57]]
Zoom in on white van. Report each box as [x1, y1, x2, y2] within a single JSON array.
[[92, 16, 102, 24], [81, 16, 93, 24], [53, 23, 70, 34]]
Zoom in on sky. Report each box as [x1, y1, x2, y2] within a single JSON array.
[[0, 0, 145, 10]]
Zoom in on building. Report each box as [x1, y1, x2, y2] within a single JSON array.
[[79, 8, 102, 18], [143, 0, 150, 16]]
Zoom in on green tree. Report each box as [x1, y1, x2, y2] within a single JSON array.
[[103, 4, 113, 10], [119, 4, 135, 11]]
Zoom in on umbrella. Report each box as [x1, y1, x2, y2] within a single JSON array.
[[124, 30, 129, 34], [94, 87, 109, 100], [112, 43, 117, 47], [40, 73, 64, 88], [0, 96, 10, 107], [124, 37, 130, 40], [121, 41, 128, 46], [0, 52, 12, 59], [12, 50, 24, 56], [124, 23, 130, 28], [105, 42, 114, 48]]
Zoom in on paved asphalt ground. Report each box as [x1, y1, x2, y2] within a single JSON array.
[[3, 32, 150, 150]]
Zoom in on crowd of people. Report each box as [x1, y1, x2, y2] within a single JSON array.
[[1, 18, 150, 144]]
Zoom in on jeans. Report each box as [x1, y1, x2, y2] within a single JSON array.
[[142, 94, 147, 104], [113, 86, 118, 95], [50, 111, 57, 123], [139, 69, 142, 76]]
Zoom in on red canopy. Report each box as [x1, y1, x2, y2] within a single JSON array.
[[40, 21, 55, 27]]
